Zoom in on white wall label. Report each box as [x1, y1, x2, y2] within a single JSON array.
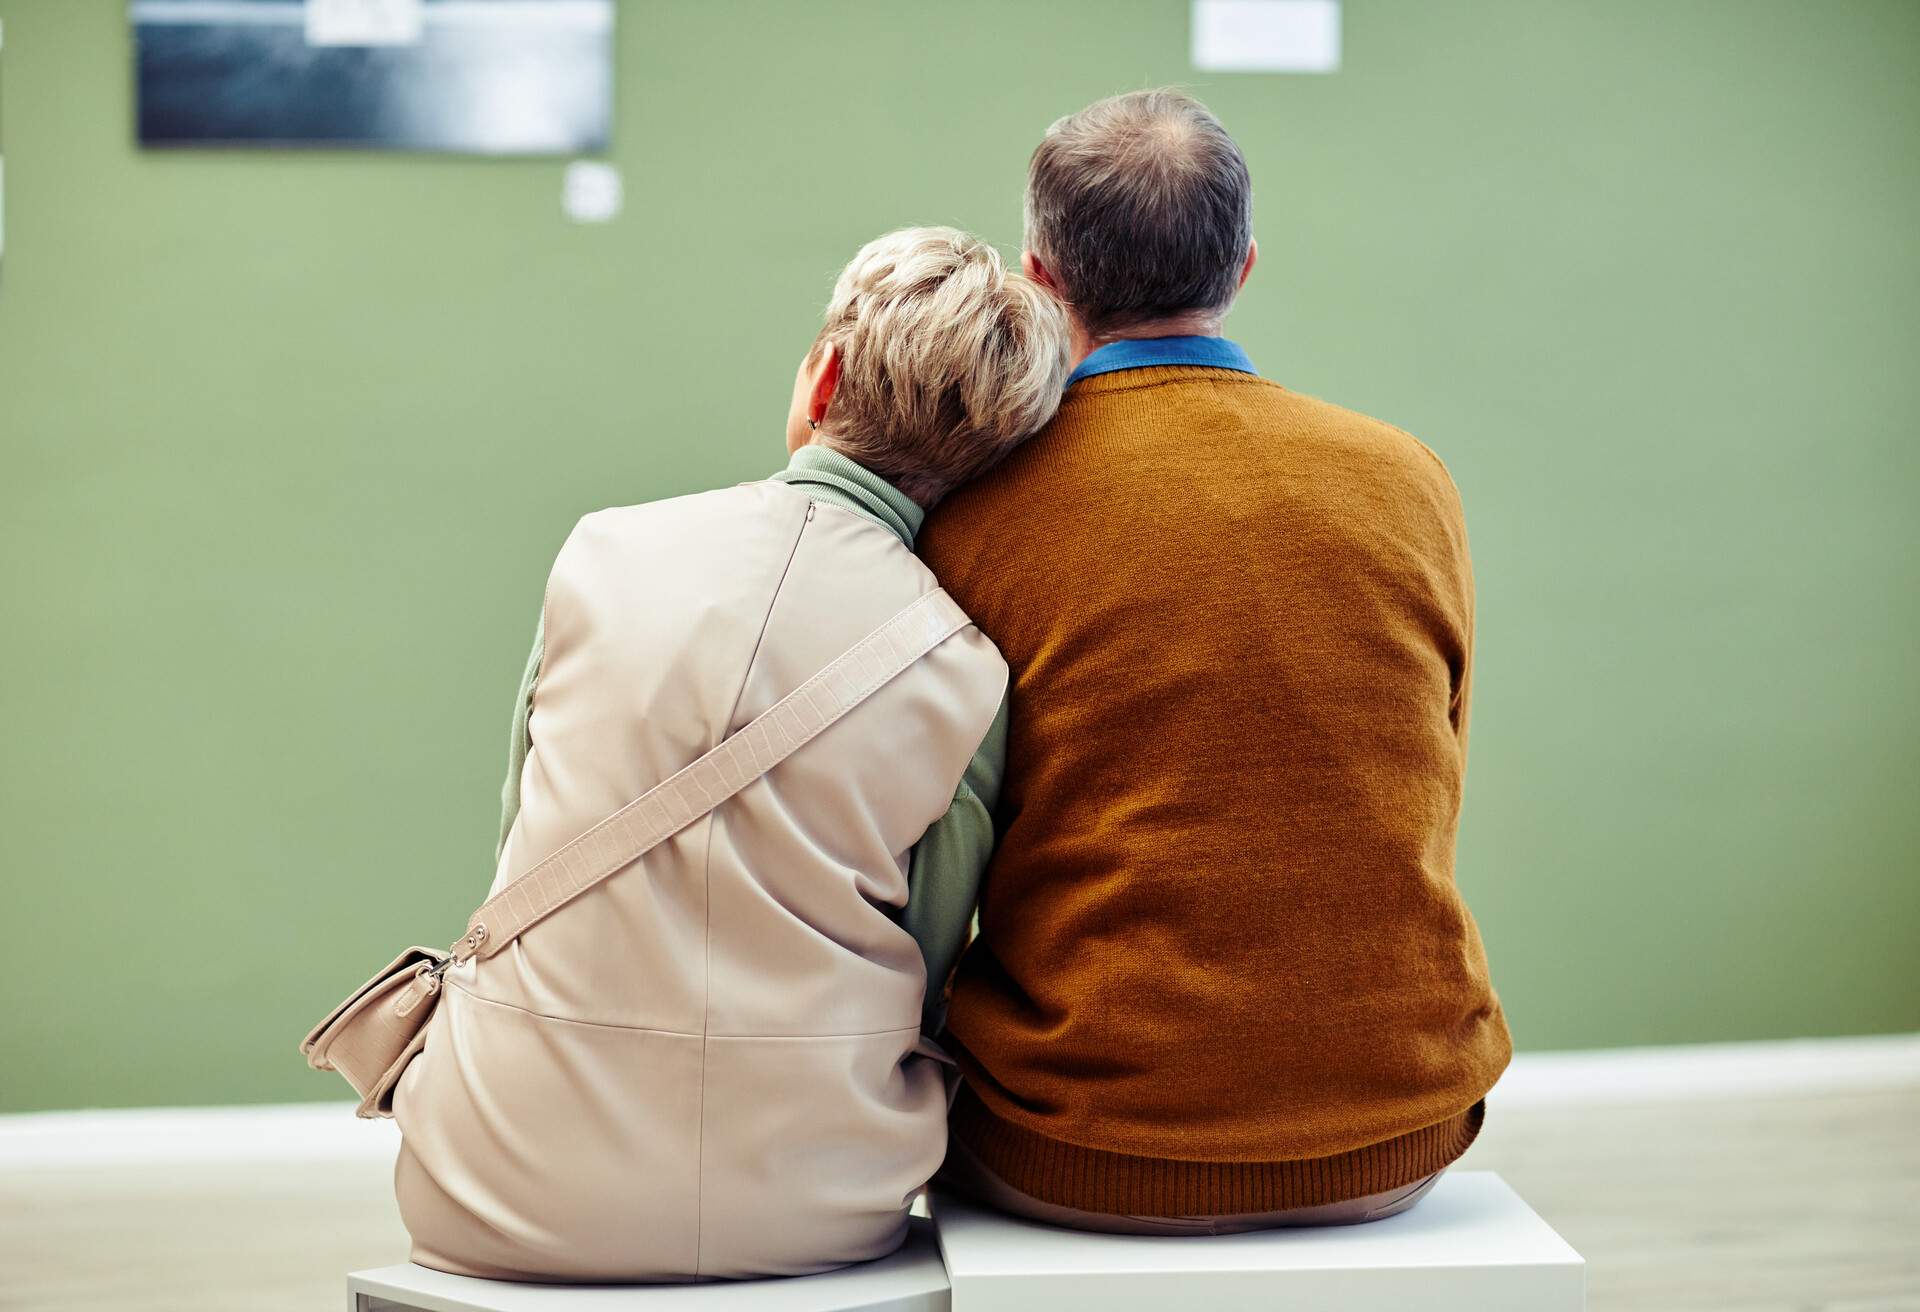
[[305, 0, 424, 48], [1192, 0, 1341, 73], [563, 161, 623, 224]]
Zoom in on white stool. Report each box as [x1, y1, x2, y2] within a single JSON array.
[[345, 1218, 950, 1312], [929, 1171, 1585, 1311]]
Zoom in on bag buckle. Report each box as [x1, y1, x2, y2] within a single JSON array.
[[446, 922, 487, 966]]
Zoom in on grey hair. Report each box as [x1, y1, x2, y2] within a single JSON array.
[[1024, 89, 1253, 337], [811, 227, 1070, 508]]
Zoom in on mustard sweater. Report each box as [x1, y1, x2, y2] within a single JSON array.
[[920, 359, 1512, 1216]]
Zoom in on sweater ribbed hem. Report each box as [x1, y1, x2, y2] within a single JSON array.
[[949, 1086, 1486, 1217]]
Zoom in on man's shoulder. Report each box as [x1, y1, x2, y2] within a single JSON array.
[[1267, 385, 1461, 494], [965, 371, 1458, 500], [923, 371, 1468, 564]]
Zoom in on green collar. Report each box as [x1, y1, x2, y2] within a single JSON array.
[[770, 444, 924, 548]]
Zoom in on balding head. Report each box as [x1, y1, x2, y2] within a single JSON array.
[[1024, 89, 1253, 339]]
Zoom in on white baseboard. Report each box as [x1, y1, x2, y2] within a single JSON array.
[[1486, 1032, 1920, 1106], [3, 1033, 1914, 1170], [0, 1099, 401, 1168]]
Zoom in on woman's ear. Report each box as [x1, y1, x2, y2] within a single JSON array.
[[808, 342, 842, 428]]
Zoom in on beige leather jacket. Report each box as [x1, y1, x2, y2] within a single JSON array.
[[391, 481, 1007, 1281]]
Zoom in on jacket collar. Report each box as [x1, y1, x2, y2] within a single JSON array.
[[770, 444, 923, 548]]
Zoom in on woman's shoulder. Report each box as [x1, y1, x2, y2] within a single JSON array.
[[571, 479, 803, 536], [554, 484, 815, 568]]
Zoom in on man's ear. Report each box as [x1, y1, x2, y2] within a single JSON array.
[[1238, 238, 1259, 292], [807, 342, 841, 427], [1022, 250, 1064, 298]]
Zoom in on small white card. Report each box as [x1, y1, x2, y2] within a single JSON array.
[[305, 0, 425, 48], [1192, 0, 1341, 73], [563, 161, 623, 224]]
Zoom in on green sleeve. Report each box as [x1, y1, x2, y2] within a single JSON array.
[[496, 615, 545, 863], [902, 693, 1008, 1037]]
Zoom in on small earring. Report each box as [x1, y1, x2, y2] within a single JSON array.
[[807, 417, 818, 430]]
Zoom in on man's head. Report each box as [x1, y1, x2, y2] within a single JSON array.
[[1023, 89, 1255, 343]]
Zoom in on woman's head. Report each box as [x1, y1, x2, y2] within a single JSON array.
[[787, 227, 1071, 508]]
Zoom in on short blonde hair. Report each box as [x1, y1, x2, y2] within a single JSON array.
[[812, 227, 1070, 507]]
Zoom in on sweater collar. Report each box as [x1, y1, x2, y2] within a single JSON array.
[[1066, 335, 1258, 387], [770, 444, 924, 548]]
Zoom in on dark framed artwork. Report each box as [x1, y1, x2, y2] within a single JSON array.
[[1, 17, 8, 281], [131, 0, 613, 154]]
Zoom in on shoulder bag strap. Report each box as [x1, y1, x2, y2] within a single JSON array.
[[445, 588, 971, 966]]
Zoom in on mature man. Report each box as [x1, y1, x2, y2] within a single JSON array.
[[919, 89, 1511, 1233]]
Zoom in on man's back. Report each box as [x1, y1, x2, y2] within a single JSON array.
[[920, 360, 1511, 1216]]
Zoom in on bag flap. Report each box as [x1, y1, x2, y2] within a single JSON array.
[[299, 946, 446, 1069]]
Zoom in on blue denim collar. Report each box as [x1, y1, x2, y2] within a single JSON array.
[[1066, 335, 1258, 387]]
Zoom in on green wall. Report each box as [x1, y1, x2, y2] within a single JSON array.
[[2, 0, 1916, 1113]]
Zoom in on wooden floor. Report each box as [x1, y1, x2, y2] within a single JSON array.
[[2, 1090, 1915, 1311]]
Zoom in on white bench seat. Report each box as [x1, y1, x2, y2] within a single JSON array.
[[931, 1171, 1584, 1311], [346, 1171, 1583, 1311], [345, 1219, 949, 1312]]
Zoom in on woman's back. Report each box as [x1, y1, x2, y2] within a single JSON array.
[[392, 480, 1007, 1281]]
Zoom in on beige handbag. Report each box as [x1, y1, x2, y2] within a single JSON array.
[[300, 589, 971, 1117]]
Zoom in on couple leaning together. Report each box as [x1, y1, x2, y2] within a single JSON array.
[[377, 90, 1510, 1281]]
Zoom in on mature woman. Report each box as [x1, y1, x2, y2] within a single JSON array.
[[388, 228, 1068, 1282]]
